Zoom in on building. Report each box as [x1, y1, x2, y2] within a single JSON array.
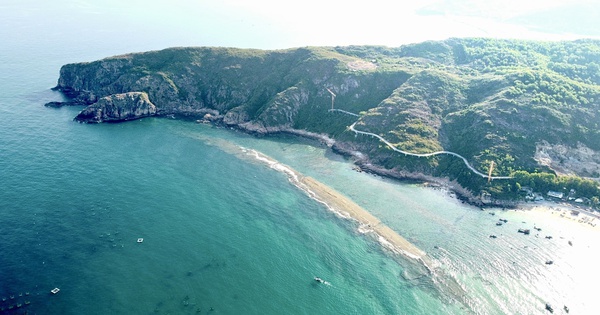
[[547, 191, 564, 199]]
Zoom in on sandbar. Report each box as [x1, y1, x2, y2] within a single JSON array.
[[242, 148, 431, 266], [299, 176, 428, 260]]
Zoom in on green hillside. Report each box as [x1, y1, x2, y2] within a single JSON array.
[[51, 38, 600, 206]]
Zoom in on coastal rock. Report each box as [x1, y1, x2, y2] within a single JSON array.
[[74, 92, 157, 123], [44, 98, 90, 108], [223, 106, 251, 126]]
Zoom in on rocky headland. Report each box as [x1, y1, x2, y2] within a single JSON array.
[[46, 39, 600, 206]]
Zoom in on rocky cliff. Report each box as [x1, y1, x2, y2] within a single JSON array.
[[53, 47, 406, 132]]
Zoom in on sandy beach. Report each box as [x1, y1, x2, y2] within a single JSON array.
[[519, 200, 599, 230]]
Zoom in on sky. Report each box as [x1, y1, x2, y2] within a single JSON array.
[[3, 0, 600, 52], [204, 0, 600, 48], [102, 0, 599, 49]]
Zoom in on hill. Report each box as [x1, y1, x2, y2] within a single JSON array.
[[47, 38, 600, 206]]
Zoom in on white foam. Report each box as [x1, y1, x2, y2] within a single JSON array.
[[376, 235, 422, 260], [357, 223, 373, 234], [244, 148, 352, 220]]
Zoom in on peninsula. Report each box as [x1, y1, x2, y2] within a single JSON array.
[[47, 38, 600, 207]]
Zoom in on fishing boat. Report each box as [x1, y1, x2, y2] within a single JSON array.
[[518, 228, 530, 235]]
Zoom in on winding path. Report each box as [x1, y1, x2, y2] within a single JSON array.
[[348, 121, 513, 180], [328, 108, 360, 117]]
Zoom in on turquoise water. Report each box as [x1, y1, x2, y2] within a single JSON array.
[[2, 2, 600, 314], [0, 105, 455, 314]]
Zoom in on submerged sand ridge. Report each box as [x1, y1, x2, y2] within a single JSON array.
[[299, 176, 427, 260], [241, 149, 469, 306], [243, 149, 432, 266], [175, 131, 468, 307]]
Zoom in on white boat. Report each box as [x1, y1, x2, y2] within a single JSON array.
[[50, 288, 60, 294], [137, 238, 144, 243]]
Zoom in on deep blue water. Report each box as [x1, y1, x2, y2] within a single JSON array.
[[1, 2, 599, 314]]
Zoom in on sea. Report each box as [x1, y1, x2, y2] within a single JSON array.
[[1, 1, 599, 314]]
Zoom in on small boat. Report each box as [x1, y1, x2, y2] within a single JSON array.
[[137, 238, 144, 243], [518, 228, 530, 235], [568, 240, 573, 246], [489, 235, 497, 238], [499, 219, 508, 223], [496, 222, 503, 226], [314, 276, 331, 286], [564, 305, 569, 313], [545, 260, 553, 265], [50, 288, 60, 294], [545, 236, 553, 239], [545, 303, 554, 313]]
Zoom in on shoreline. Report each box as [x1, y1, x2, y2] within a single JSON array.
[[243, 125, 500, 207], [267, 127, 598, 216], [222, 123, 488, 207], [516, 200, 599, 229], [192, 120, 600, 230]]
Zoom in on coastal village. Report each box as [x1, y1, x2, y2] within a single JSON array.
[[520, 187, 599, 227]]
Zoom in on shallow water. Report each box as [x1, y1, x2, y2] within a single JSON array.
[[1, 2, 599, 314]]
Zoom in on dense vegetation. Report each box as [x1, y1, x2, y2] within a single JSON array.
[[57, 38, 600, 207], [330, 39, 600, 207]]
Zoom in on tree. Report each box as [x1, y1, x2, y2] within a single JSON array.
[[592, 196, 600, 209]]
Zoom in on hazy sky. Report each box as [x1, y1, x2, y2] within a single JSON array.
[[4, 0, 599, 52], [116, 0, 598, 49], [204, 0, 599, 47]]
